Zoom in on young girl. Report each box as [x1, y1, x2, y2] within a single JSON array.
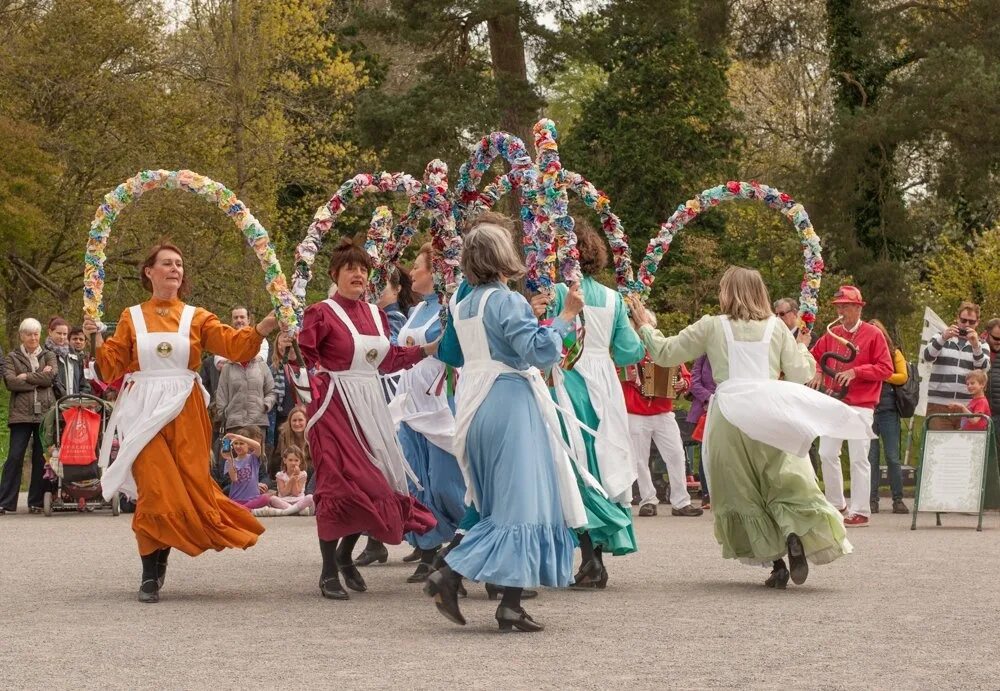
[[272, 406, 312, 485], [273, 445, 315, 516], [226, 428, 312, 516]]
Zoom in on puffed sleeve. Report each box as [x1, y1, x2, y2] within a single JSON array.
[[198, 308, 264, 363], [610, 292, 645, 367], [297, 303, 325, 368], [638, 315, 712, 368], [495, 291, 566, 370], [95, 308, 136, 382], [378, 309, 424, 374]]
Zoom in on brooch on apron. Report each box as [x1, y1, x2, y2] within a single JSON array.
[[405, 336, 415, 346], [365, 348, 379, 364], [156, 342, 173, 358]]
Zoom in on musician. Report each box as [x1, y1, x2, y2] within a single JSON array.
[[620, 346, 702, 518], [809, 286, 893, 528]]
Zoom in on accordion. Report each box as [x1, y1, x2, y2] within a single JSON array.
[[638, 362, 680, 399]]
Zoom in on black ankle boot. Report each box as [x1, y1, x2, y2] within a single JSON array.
[[156, 547, 171, 589], [786, 533, 808, 585], [319, 538, 350, 600], [335, 535, 367, 592], [354, 539, 389, 567], [407, 547, 439, 583], [424, 566, 465, 625], [765, 559, 790, 589], [138, 552, 160, 603]]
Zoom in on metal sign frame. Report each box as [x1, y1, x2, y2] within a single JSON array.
[[911, 413, 1000, 532]]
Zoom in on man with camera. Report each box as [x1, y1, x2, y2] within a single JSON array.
[[923, 301, 990, 431]]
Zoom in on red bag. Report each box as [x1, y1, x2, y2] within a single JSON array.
[[692, 412, 707, 443], [59, 407, 101, 465]]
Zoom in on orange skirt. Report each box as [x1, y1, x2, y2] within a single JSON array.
[[130, 389, 264, 556]]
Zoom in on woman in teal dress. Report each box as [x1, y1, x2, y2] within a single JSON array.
[[627, 267, 873, 588], [543, 223, 644, 589]]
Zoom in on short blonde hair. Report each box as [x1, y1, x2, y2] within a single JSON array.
[[718, 266, 772, 321], [967, 370, 987, 387], [461, 222, 525, 286], [19, 318, 42, 334]]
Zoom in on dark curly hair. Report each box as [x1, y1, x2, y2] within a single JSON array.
[[576, 219, 608, 276]]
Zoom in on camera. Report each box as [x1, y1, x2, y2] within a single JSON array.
[[221, 438, 233, 453], [958, 327, 970, 337]]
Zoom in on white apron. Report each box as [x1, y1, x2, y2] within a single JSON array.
[[450, 288, 604, 529], [98, 305, 205, 501], [703, 316, 876, 487], [306, 298, 419, 493], [552, 284, 636, 505], [389, 301, 456, 453]]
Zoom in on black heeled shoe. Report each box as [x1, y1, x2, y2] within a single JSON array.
[[320, 575, 349, 600], [786, 533, 808, 585], [457, 580, 468, 599], [138, 578, 159, 604], [354, 543, 389, 567], [570, 558, 603, 589], [337, 562, 367, 592], [764, 560, 790, 589], [495, 605, 544, 632], [424, 569, 466, 626], [402, 547, 421, 563], [407, 562, 434, 583], [484, 583, 538, 600]]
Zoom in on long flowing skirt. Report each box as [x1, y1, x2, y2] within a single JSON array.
[[707, 402, 852, 566], [400, 422, 467, 549], [131, 390, 263, 557], [307, 374, 436, 543], [555, 369, 637, 556], [445, 376, 576, 588]]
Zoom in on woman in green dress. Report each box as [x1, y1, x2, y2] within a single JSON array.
[[626, 267, 873, 588], [540, 223, 645, 589]]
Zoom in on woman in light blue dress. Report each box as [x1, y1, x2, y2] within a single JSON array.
[[393, 244, 467, 582], [424, 219, 586, 633]]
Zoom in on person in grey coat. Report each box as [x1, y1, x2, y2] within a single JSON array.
[[1, 318, 58, 514]]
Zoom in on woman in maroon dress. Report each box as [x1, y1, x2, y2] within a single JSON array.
[[298, 239, 437, 600]]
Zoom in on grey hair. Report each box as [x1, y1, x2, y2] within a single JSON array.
[[19, 318, 42, 334], [460, 222, 526, 286], [773, 297, 798, 312]]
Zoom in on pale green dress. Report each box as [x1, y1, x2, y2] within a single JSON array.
[[639, 315, 852, 566]]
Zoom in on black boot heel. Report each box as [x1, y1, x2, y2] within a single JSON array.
[[156, 548, 171, 589], [424, 569, 466, 625], [138, 579, 159, 604], [354, 543, 389, 567], [337, 562, 367, 592]]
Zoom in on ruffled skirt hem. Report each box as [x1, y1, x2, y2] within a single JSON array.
[[316, 491, 436, 543], [444, 517, 576, 588], [714, 502, 853, 567]]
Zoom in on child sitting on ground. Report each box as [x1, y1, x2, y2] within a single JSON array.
[[224, 427, 274, 510], [949, 370, 992, 431], [268, 445, 315, 517]]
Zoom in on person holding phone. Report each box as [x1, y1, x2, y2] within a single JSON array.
[[923, 301, 990, 431]]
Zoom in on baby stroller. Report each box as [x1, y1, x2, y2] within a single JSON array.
[[40, 393, 120, 516]]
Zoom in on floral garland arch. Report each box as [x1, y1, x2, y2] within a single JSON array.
[[291, 171, 422, 316], [635, 180, 824, 330], [83, 169, 300, 333]]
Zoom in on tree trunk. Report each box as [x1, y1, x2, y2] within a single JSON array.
[[485, 4, 536, 147], [230, 0, 247, 196]]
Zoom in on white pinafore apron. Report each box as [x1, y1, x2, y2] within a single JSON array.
[[703, 316, 875, 489], [450, 288, 604, 529], [98, 305, 204, 501], [389, 301, 456, 453], [306, 299, 419, 493], [552, 284, 636, 505]]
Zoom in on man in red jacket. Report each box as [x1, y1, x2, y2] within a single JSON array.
[[810, 286, 893, 527]]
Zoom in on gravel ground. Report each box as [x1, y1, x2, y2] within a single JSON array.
[[3, 498, 999, 690]]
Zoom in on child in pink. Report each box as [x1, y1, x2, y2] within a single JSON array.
[[269, 445, 315, 517]]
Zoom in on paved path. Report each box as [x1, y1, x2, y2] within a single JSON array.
[[3, 503, 999, 689]]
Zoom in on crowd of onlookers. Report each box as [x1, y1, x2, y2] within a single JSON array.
[[2, 294, 998, 519], [0, 308, 315, 516]]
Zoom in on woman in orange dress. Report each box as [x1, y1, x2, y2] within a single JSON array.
[[83, 242, 281, 603]]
